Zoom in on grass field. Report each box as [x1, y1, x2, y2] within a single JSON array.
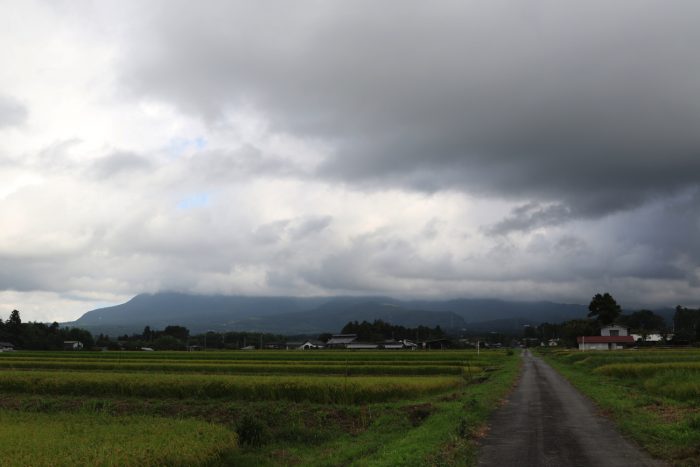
[[541, 348, 700, 467], [0, 349, 518, 466]]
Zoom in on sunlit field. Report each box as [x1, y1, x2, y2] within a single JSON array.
[[0, 349, 518, 466]]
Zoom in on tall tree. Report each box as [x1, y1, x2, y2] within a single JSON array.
[[587, 293, 621, 325], [7, 309, 22, 337]]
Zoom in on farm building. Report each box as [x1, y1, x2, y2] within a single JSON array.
[[630, 333, 672, 343], [282, 341, 325, 350], [346, 342, 379, 350], [0, 342, 14, 351], [63, 341, 84, 350], [325, 334, 357, 349], [378, 340, 418, 350], [380, 341, 404, 350], [300, 340, 325, 350], [421, 338, 452, 350], [577, 326, 634, 350]]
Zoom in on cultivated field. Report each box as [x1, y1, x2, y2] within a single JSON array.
[[0, 349, 517, 466], [542, 348, 700, 466]]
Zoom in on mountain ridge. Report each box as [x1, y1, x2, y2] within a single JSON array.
[[63, 292, 589, 336]]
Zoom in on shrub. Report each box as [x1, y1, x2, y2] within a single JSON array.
[[236, 414, 270, 447]]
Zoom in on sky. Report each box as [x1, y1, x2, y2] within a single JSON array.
[[1, 0, 699, 322]]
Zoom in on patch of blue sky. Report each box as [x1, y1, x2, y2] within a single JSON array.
[[166, 136, 208, 158], [177, 192, 210, 210]]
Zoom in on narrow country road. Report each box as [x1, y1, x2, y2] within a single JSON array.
[[477, 350, 665, 467]]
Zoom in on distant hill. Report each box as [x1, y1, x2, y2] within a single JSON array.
[[63, 292, 590, 336]]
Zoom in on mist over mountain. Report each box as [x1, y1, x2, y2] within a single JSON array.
[[64, 292, 588, 336]]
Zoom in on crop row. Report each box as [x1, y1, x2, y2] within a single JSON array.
[[0, 371, 463, 403], [0, 359, 481, 376], [549, 349, 700, 402], [594, 362, 700, 378], [2, 349, 508, 362], [0, 355, 486, 367]]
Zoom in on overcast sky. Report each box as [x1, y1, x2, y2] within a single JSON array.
[[1, 0, 699, 322]]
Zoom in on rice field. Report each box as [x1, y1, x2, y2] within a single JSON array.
[[553, 348, 700, 401], [542, 348, 700, 466], [0, 349, 517, 466]]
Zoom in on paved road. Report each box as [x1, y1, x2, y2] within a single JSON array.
[[477, 350, 665, 467]]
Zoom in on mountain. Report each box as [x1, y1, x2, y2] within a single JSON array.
[[64, 292, 590, 336]]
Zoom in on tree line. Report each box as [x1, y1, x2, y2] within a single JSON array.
[[0, 310, 94, 350], [340, 319, 445, 342], [98, 326, 290, 350], [526, 293, 700, 346]]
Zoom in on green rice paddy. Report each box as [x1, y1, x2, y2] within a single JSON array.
[[0, 349, 518, 466]]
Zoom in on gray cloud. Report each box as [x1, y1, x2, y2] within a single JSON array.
[[486, 203, 573, 235], [90, 151, 152, 179], [4, 1, 700, 320], [121, 0, 700, 220], [0, 96, 27, 128]]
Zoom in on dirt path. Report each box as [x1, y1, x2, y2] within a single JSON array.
[[477, 349, 665, 467]]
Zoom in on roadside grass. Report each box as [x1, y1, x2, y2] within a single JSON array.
[[541, 349, 700, 466]]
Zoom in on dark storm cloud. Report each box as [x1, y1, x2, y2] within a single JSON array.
[[121, 0, 700, 223], [486, 203, 573, 235], [0, 96, 27, 128]]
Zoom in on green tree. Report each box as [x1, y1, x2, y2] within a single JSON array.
[[163, 325, 189, 341], [621, 309, 665, 340], [673, 306, 700, 343], [559, 319, 599, 347], [587, 293, 621, 325], [7, 309, 22, 337], [153, 335, 185, 350]]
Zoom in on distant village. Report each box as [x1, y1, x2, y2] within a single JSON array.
[[1, 295, 699, 352]]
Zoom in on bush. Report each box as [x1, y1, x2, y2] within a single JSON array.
[[236, 414, 270, 447]]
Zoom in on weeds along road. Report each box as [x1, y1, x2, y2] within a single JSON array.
[[477, 349, 665, 467]]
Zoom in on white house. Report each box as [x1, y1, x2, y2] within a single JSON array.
[[600, 325, 629, 337], [577, 325, 634, 350]]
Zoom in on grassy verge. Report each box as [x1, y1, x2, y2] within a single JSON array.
[[540, 350, 700, 466]]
